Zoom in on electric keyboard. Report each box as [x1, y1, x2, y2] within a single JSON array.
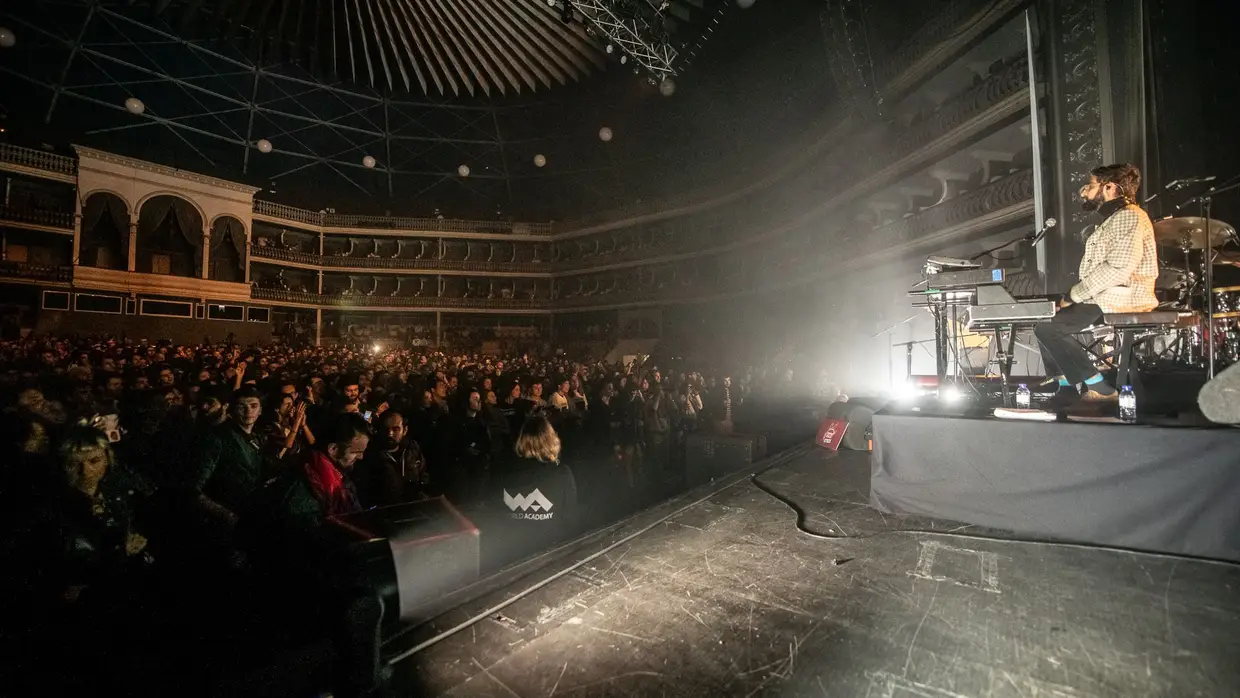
[[965, 300, 1057, 330]]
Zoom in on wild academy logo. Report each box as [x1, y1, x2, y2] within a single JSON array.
[[504, 488, 555, 521]]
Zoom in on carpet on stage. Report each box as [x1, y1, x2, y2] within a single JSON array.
[[870, 412, 1240, 562]]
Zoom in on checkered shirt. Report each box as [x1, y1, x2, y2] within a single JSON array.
[[1069, 204, 1159, 313]]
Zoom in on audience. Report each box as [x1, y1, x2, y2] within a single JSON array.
[[0, 331, 793, 696]]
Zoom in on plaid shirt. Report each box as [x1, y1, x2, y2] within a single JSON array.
[[1069, 203, 1159, 313]]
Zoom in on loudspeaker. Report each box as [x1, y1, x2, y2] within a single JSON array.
[[327, 496, 480, 622], [686, 432, 768, 487], [824, 398, 886, 451], [1199, 362, 1240, 424]]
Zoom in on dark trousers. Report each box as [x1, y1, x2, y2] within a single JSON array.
[[1033, 302, 1105, 385]]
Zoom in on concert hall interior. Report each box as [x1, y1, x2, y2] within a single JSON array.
[[1, 0, 1239, 696]]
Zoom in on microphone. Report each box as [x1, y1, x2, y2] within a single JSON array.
[[1166, 176, 1216, 191], [1028, 217, 1057, 244]]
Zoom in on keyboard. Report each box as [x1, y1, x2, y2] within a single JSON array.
[[966, 300, 1057, 329]]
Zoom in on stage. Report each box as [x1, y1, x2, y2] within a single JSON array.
[[871, 410, 1240, 562], [383, 445, 1240, 697]]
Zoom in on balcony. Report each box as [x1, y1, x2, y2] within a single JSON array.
[[0, 205, 75, 233], [251, 286, 550, 311], [0, 260, 73, 284], [252, 200, 553, 237], [249, 245, 552, 275], [0, 144, 77, 184]]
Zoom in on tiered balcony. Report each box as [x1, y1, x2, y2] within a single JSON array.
[[252, 200, 553, 237], [250, 286, 550, 311], [0, 143, 77, 183], [0, 260, 73, 284], [249, 245, 551, 275], [0, 204, 75, 233]]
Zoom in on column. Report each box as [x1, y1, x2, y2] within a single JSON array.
[[317, 270, 323, 294], [127, 217, 138, 271], [318, 231, 324, 256], [72, 195, 82, 264], [201, 230, 211, 279], [244, 230, 251, 284], [435, 311, 442, 347], [315, 308, 322, 346]]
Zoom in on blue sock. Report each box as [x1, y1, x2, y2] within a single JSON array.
[[1084, 374, 1105, 385], [1057, 378, 1071, 387]]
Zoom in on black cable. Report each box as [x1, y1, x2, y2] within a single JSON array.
[[748, 469, 1240, 568]]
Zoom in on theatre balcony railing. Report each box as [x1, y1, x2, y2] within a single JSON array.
[[0, 205, 75, 232], [0, 144, 78, 183], [252, 200, 553, 237], [249, 245, 551, 274], [0, 260, 74, 284], [251, 286, 550, 310]]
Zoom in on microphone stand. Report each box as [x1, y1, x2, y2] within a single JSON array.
[[969, 221, 1052, 261]]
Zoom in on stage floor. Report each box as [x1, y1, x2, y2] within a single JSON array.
[[386, 446, 1240, 697]]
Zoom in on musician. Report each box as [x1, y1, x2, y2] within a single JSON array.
[[1034, 163, 1158, 403]]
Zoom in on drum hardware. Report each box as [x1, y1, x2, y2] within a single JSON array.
[[1170, 175, 1240, 378]]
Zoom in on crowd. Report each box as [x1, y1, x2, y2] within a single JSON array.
[[0, 333, 754, 696]]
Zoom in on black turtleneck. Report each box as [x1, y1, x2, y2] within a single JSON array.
[[1097, 197, 1131, 221]]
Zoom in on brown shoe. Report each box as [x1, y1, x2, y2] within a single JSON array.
[[1080, 388, 1119, 402]]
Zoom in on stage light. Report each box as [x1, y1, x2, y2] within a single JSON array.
[[598, 127, 613, 142], [620, 55, 628, 65], [457, 164, 471, 177], [606, 44, 615, 54], [373, 343, 382, 354], [256, 139, 273, 153], [941, 386, 963, 403], [659, 78, 676, 97], [124, 97, 145, 115], [533, 154, 547, 168], [0, 27, 15, 48], [891, 381, 918, 402], [363, 155, 377, 168]]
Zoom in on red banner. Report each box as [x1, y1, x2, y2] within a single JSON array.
[[816, 418, 849, 451]]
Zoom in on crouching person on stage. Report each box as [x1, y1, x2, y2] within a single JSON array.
[[241, 414, 394, 698], [1034, 163, 1158, 405], [483, 414, 579, 569]]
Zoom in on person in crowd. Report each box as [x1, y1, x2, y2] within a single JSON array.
[[355, 409, 427, 508], [190, 385, 269, 554], [485, 415, 578, 568]]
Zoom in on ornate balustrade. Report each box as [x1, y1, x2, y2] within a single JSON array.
[[252, 200, 553, 236], [0, 144, 77, 182], [0, 205, 75, 231], [251, 286, 550, 310], [0, 260, 73, 283], [249, 245, 551, 274]]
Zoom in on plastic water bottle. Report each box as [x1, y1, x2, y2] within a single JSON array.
[[1119, 385, 1137, 423], [1015, 383, 1031, 409]]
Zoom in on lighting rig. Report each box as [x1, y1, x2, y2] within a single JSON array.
[[550, 0, 681, 82]]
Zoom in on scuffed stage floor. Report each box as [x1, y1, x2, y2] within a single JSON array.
[[387, 446, 1240, 697]]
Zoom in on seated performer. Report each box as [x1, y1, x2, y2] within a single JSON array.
[[1034, 163, 1158, 403]]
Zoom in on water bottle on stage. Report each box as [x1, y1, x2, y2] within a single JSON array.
[[1119, 386, 1137, 423]]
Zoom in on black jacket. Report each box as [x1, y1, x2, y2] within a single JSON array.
[[482, 456, 578, 568]]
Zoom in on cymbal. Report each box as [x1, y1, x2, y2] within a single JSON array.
[[1154, 216, 1235, 249], [1215, 250, 1240, 266]]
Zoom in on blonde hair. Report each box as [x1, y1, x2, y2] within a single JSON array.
[[514, 414, 561, 463], [57, 426, 114, 485]]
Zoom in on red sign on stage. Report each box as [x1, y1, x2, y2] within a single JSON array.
[[816, 418, 849, 451]]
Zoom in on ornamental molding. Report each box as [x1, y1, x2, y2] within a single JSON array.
[[73, 146, 262, 199]]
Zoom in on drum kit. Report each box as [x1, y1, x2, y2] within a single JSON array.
[[1149, 215, 1240, 370]]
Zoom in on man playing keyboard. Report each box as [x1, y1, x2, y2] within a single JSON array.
[[1033, 163, 1158, 404]]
